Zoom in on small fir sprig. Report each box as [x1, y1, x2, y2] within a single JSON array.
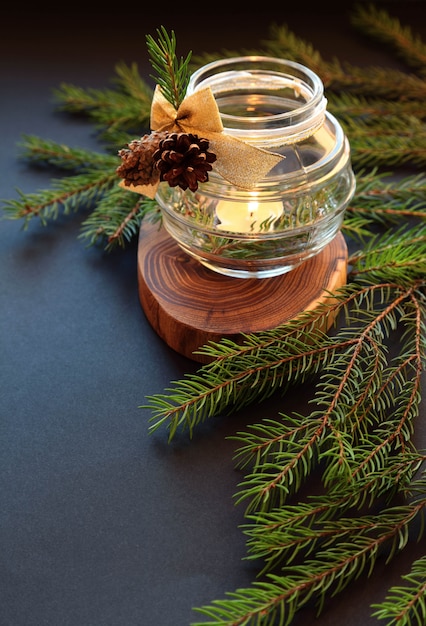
[[351, 3, 426, 76], [1, 136, 119, 228], [372, 554, 426, 624], [259, 19, 426, 100], [146, 25, 192, 109], [78, 185, 160, 250], [53, 61, 154, 148]]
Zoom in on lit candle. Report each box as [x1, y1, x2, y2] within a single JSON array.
[[215, 199, 283, 233]]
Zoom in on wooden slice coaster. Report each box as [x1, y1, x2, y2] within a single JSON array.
[[137, 222, 348, 363]]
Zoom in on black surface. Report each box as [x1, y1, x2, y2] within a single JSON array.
[[1, 3, 425, 625]]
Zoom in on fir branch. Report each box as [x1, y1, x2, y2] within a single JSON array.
[[17, 135, 118, 171], [341, 212, 377, 243], [345, 170, 426, 228], [146, 26, 192, 109], [263, 23, 426, 100], [193, 494, 425, 626], [144, 276, 425, 445], [112, 61, 155, 102], [244, 488, 425, 576], [372, 554, 426, 625], [1, 169, 118, 227], [328, 92, 426, 123], [348, 224, 426, 285], [260, 23, 335, 85], [232, 284, 424, 513], [242, 455, 425, 557], [332, 64, 426, 101], [344, 116, 426, 169], [354, 169, 426, 203], [53, 62, 153, 142], [351, 3, 426, 76], [78, 185, 160, 251], [143, 300, 344, 441], [53, 82, 151, 130]]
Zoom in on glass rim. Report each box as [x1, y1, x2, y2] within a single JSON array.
[[186, 55, 326, 130]]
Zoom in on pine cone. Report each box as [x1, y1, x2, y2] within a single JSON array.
[[153, 132, 217, 192], [116, 132, 167, 187]]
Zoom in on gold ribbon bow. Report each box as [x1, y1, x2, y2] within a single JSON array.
[[123, 85, 284, 198]]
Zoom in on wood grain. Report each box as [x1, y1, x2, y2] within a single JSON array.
[[138, 222, 348, 362]]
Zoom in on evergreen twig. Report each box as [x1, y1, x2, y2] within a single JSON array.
[[78, 186, 160, 250], [343, 115, 426, 169], [192, 490, 425, 626], [351, 3, 426, 76], [328, 92, 426, 122], [1, 170, 118, 227], [53, 63, 153, 148], [372, 554, 426, 624], [17, 134, 118, 171], [344, 170, 426, 231], [261, 23, 426, 99], [146, 25, 192, 109]]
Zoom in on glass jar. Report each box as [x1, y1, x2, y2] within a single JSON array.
[[155, 56, 356, 278]]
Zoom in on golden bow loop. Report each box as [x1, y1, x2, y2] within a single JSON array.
[[151, 85, 284, 189]]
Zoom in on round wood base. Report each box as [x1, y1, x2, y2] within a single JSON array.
[[137, 223, 348, 363]]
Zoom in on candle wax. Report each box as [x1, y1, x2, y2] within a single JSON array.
[[216, 200, 283, 233]]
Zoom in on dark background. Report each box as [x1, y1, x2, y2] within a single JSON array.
[[1, 2, 425, 625]]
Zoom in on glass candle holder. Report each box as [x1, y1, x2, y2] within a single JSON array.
[[155, 56, 356, 279]]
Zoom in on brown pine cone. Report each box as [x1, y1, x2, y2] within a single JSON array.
[[153, 132, 217, 192], [116, 131, 167, 187]]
